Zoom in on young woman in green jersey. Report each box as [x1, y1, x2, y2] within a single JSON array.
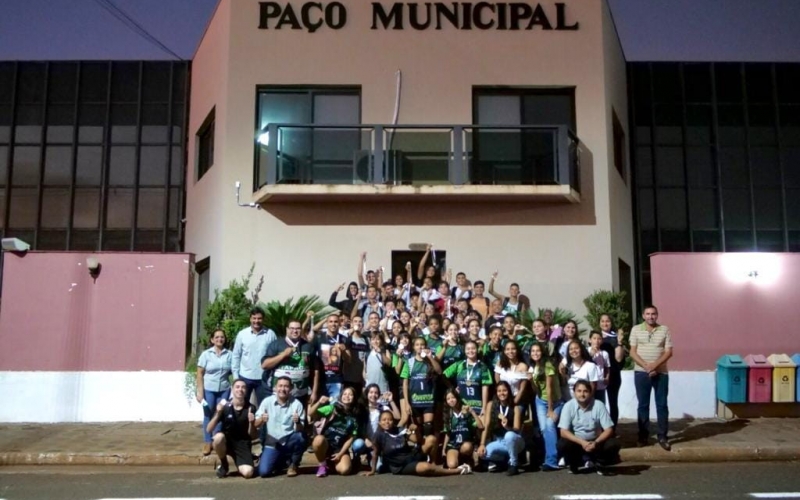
[[443, 340, 492, 417], [529, 342, 564, 471], [436, 322, 465, 371], [443, 389, 484, 469], [400, 336, 442, 462]]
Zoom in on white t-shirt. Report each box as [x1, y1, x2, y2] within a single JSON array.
[[560, 358, 601, 399], [590, 349, 610, 391]]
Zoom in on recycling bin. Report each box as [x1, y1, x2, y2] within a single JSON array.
[[744, 354, 772, 403], [768, 354, 796, 403], [716, 354, 747, 403], [793, 354, 800, 402]]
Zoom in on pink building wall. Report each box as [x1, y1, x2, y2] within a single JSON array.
[[0, 252, 193, 372], [651, 252, 800, 371]]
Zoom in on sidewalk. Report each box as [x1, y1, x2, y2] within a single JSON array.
[[1, 418, 799, 466]]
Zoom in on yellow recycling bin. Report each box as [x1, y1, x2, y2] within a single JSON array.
[[768, 354, 797, 402]]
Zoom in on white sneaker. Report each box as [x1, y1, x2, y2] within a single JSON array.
[[458, 464, 473, 475], [582, 460, 596, 471], [487, 463, 498, 472], [558, 457, 566, 467]]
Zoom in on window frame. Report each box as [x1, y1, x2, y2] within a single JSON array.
[[196, 107, 215, 181]]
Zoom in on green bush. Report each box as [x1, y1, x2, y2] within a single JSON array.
[[582, 289, 631, 333], [200, 265, 259, 349]]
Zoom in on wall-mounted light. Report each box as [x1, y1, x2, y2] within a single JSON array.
[[86, 257, 101, 281], [721, 253, 780, 285], [234, 181, 262, 210], [1, 238, 30, 252], [258, 131, 269, 147]]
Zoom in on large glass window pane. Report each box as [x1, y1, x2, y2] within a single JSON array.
[[259, 92, 311, 130], [48, 63, 78, 103], [142, 62, 170, 102], [722, 189, 752, 230], [651, 64, 681, 103], [753, 189, 783, 229], [657, 189, 687, 230], [17, 63, 45, 103], [776, 64, 800, 103], [313, 94, 359, 124], [141, 103, 169, 143], [635, 147, 653, 187], [787, 189, 800, 229], [139, 146, 167, 186], [683, 64, 712, 102], [779, 105, 800, 146], [637, 188, 656, 229], [172, 64, 186, 103], [8, 187, 38, 228], [655, 146, 684, 186], [44, 145, 72, 185], [111, 103, 137, 143], [106, 188, 133, 228], [661, 230, 690, 251], [746, 64, 774, 104], [522, 93, 575, 130], [748, 105, 777, 146], [38, 230, 67, 250], [750, 147, 781, 188], [632, 65, 651, 104], [719, 147, 749, 188], [654, 105, 682, 145], [71, 230, 99, 251], [11, 146, 40, 186], [686, 105, 713, 145], [15, 104, 43, 143], [717, 104, 745, 146], [168, 187, 180, 229], [135, 230, 163, 251], [686, 146, 715, 187], [76, 146, 103, 186], [78, 103, 105, 143], [137, 188, 165, 229], [0, 62, 14, 103], [715, 63, 743, 103], [41, 187, 70, 228], [692, 230, 722, 252], [170, 145, 183, 185], [639, 230, 658, 269], [0, 103, 10, 142], [756, 230, 785, 252], [171, 103, 184, 141], [0, 145, 8, 184], [725, 230, 754, 252], [477, 96, 520, 125], [102, 230, 131, 251], [73, 188, 100, 229], [80, 62, 109, 103], [689, 188, 719, 229], [109, 146, 135, 185], [111, 62, 139, 103], [784, 147, 800, 188], [46, 103, 75, 143]]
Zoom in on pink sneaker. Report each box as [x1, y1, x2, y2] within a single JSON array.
[[316, 464, 328, 477]]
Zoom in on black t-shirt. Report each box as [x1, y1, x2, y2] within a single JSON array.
[[374, 427, 422, 473], [601, 336, 623, 382], [314, 332, 351, 384], [261, 337, 315, 397], [221, 402, 255, 441]]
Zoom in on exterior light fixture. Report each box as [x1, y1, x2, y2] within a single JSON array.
[[86, 257, 101, 281], [258, 131, 269, 146], [1, 238, 30, 252]]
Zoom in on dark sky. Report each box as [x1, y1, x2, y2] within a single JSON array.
[[1, 0, 799, 61]]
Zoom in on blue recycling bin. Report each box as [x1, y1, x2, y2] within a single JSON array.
[[793, 354, 800, 402], [717, 354, 747, 403]]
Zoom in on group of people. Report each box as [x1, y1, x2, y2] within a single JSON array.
[[195, 248, 674, 479]]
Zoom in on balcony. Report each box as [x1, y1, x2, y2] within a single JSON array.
[[253, 124, 581, 204]]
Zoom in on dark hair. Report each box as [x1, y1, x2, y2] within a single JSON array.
[[565, 340, 594, 371], [347, 281, 359, 299], [563, 320, 579, 339], [510, 282, 520, 288], [384, 298, 396, 306], [644, 304, 659, 313], [573, 379, 593, 393], [410, 291, 420, 298], [529, 343, 547, 385], [232, 378, 248, 387], [503, 314, 517, 323], [444, 388, 464, 421], [250, 307, 265, 317], [429, 313, 443, 324], [457, 298, 469, 304], [498, 340, 519, 370], [589, 330, 603, 339], [474, 280, 485, 287], [383, 280, 393, 287], [492, 380, 514, 407], [275, 376, 293, 387], [456, 272, 466, 278]]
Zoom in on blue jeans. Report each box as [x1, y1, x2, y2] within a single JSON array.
[[240, 377, 264, 405], [634, 371, 669, 440], [326, 382, 343, 400], [202, 389, 230, 443], [534, 396, 564, 468], [484, 431, 524, 467], [258, 431, 308, 477], [352, 438, 373, 461]]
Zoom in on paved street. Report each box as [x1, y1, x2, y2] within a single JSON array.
[[1, 462, 800, 500]]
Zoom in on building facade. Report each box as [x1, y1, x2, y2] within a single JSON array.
[[185, 0, 635, 328]]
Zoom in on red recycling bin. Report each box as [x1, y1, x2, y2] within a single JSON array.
[[745, 354, 772, 403]]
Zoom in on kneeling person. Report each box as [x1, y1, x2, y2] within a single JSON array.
[[310, 387, 360, 477], [557, 379, 621, 475], [207, 379, 258, 479], [254, 376, 307, 478]]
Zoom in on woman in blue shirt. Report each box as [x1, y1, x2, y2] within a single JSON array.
[[196, 329, 233, 456]]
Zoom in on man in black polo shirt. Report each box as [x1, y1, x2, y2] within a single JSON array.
[[261, 319, 318, 406], [207, 378, 258, 479]]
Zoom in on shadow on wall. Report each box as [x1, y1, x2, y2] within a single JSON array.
[[263, 143, 595, 226]]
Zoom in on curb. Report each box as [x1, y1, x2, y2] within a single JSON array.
[[2, 447, 799, 466]]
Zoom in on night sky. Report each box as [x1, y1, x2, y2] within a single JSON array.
[[0, 0, 799, 61]]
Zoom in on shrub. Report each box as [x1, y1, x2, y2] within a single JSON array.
[[258, 296, 337, 338]]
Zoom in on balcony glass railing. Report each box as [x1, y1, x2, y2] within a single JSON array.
[[256, 124, 580, 193]]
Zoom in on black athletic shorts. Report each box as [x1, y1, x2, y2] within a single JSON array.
[[226, 438, 254, 468]]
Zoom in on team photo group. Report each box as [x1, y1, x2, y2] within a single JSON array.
[[196, 246, 674, 480]]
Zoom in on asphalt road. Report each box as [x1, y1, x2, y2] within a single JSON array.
[[1, 462, 799, 500]]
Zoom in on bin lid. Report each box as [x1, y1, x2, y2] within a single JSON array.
[[744, 354, 770, 367], [717, 354, 745, 368], [768, 353, 797, 367]]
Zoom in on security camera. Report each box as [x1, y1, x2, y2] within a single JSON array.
[[1, 238, 30, 252]]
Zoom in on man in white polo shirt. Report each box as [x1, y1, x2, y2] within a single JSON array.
[[254, 376, 307, 478], [629, 304, 673, 451]]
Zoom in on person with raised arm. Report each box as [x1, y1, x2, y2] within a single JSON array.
[[487, 271, 529, 317], [329, 281, 360, 317], [598, 313, 626, 428], [260, 319, 317, 406], [416, 244, 445, 288]]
